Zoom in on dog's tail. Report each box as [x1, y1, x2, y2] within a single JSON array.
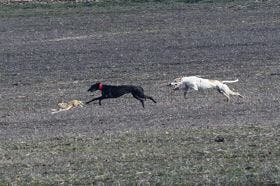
[[222, 79, 239, 84]]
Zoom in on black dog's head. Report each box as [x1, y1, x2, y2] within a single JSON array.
[[88, 83, 101, 92]]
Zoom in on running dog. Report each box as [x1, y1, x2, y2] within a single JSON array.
[[86, 83, 156, 108], [51, 100, 84, 114], [169, 76, 243, 101]]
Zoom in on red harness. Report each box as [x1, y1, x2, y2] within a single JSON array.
[[98, 83, 103, 91]]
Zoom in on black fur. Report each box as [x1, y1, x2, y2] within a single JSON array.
[[86, 83, 156, 108]]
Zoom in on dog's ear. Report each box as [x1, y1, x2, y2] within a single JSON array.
[[174, 77, 182, 82]]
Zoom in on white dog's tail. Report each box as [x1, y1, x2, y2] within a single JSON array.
[[222, 79, 239, 84]]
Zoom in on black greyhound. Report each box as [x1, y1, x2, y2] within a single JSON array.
[[86, 83, 156, 108]]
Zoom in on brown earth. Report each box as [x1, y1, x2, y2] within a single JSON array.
[[1, 2, 280, 140], [0, 1, 280, 184]]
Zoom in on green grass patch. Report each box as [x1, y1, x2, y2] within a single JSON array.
[[0, 125, 280, 185]]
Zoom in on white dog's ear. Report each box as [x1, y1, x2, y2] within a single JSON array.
[[175, 77, 182, 81]]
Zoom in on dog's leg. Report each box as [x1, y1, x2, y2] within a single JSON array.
[[238, 94, 244, 98], [133, 89, 156, 104], [135, 97, 145, 108], [231, 91, 243, 98], [217, 87, 229, 102], [182, 86, 189, 99], [217, 88, 230, 102], [219, 84, 242, 102], [222, 92, 230, 102], [191, 84, 198, 91], [132, 94, 145, 108], [183, 87, 189, 99], [183, 91, 187, 99], [98, 99, 102, 105], [86, 96, 104, 105], [140, 99, 145, 108], [220, 84, 243, 100], [144, 95, 157, 103]]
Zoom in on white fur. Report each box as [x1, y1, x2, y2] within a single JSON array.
[[170, 76, 243, 101]]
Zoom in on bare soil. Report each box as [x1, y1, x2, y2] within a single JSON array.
[[0, 1, 280, 185]]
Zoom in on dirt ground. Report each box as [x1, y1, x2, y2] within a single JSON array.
[[0, 1, 280, 184], [1, 2, 280, 140]]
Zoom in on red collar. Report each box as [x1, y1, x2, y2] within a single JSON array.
[[98, 83, 103, 91]]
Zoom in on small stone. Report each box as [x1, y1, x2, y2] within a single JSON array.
[[214, 136, 225, 142]]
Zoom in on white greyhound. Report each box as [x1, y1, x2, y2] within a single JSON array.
[[169, 76, 243, 101]]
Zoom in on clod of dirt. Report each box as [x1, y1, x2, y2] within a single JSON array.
[[245, 166, 253, 170], [214, 136, 225, 143]]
